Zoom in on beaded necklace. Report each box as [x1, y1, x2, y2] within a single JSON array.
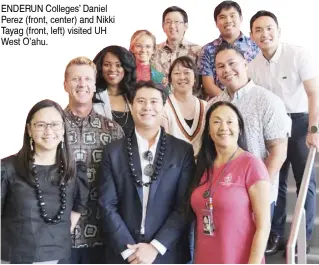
[[127, 128, 167, 187], [31, 163, 67, 224]]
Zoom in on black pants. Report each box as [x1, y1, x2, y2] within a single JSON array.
[[67, 246, 106, 264], [271, 113, 316, 240]]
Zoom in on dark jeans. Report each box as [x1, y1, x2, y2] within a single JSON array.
[[187, 221, 195, 264], [271, 113, 316, 240], [271, 201, 275, 220], [67, 246, 106, 264]]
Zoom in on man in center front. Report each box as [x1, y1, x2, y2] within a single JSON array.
[[99, 80, 195, 264]]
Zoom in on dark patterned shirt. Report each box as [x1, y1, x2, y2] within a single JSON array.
[[151, 38, 202, 77], [64, 106, 124, 248], [198, 32, 259, 89]]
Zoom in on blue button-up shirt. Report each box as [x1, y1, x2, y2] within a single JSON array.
[[198, 32, 259, 89]]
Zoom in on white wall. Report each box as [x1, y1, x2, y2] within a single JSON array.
[[1, 0, 318, 158]]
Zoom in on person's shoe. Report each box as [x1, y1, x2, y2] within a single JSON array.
[[265, 233, 286, 256], [282, 242, 310, 257]]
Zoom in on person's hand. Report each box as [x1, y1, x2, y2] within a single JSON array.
[[306, 132, 319, 151], [127, 243, 159, 264]]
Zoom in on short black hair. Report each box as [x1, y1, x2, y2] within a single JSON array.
[[214, 1, 242, 22], [168, 56, 199, 93], [250, 10, 279, 32], [162, 6, 188, 24], [214, 43, 245, 63], [129, 80, 167, 105]]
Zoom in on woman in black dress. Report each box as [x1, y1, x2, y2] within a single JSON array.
[[1, 99, 89, 263]]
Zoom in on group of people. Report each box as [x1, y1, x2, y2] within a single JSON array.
[[1, 1, 319, 264]]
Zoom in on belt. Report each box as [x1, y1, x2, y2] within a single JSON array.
[[287, 112, 308, 119]]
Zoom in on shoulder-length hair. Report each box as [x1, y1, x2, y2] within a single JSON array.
[[168, 56, 200, 93], [129, 30, 157, 53], [16, 99, 75, 186], [92, 45, 136, 101], [129, 30, 157, 63], [185, 101, 247, 215]]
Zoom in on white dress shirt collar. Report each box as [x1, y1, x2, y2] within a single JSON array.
[[135, 128, 161, 153]]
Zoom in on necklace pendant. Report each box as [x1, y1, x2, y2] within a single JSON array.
[[143, 150, 153, 161], [128, 128, 166, 187], [144, 164, 154, 177], [203, 190, 210, 199]]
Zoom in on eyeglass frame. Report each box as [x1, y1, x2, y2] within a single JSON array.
[[29, 121, 65, 131], [134, 43, 154, 50], [163, 20, 185, 26]]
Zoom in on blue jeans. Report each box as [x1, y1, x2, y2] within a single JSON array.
[[271, 113, 316, 240]]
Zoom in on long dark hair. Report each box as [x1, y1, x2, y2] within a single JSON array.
[[92, 45, 136, 102], [16, 99, 75, 186], [185, 101, 247, 215]]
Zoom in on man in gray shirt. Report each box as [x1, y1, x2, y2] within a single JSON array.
[[208, 43, 291, 218]]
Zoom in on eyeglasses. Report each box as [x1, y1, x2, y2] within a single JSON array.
[[134, 44, 153, 50], [164, 20, 184, 26], [31, 121, 64, 131]]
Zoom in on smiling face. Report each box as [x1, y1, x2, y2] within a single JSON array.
[[102, 52, 125, 87], [27, 107, 64, 153], [209, 105, 240, 149], [131, 87, 164, 130], [162, 11, 188, 43], [250, 16, 280, 54], [170, 63, 195, 94], [215, 49, 248, 92], [64, 64, 96, 106], [216, 7, 242, 40], [132, 35, 155, 64]]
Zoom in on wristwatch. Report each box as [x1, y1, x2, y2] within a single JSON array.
[[309, 125, 319, 133]]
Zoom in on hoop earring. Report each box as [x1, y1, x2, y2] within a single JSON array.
[[30, 137, 34, 151]]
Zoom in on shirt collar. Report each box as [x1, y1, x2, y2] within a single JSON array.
[[163, 38, 189, 50], [65, 105, 97, 124], [215, 32, 245, 45], [135, 128, 161, 153], [261, 43, 283, 64], [268, 43, 283, 63], [225, 79, 255, 100]]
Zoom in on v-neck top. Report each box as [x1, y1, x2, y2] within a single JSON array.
[[163, 94, 206, 158]]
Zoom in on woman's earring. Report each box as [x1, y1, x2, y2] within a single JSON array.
[[61, 139, 64, 149], [30, 137, 34, 151]]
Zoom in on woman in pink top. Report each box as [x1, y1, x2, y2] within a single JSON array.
[[189, 101, 270, 264]]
